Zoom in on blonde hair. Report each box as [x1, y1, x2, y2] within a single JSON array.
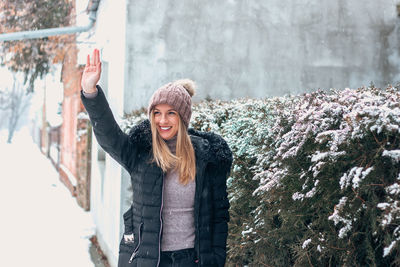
[[150, 112, 196, 185]]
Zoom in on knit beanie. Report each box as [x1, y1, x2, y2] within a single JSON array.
[[148, 79, 196, 127]]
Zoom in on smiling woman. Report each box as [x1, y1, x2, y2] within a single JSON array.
[[80, 49, 232, 267], [148, 81, 197, 187]]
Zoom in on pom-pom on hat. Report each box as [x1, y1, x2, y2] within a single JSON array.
[[148, 79, 196, 127]]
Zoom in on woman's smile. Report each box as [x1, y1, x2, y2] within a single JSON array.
[[160, 126, 172, 130]]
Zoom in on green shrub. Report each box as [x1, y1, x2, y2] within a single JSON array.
[[122, 85, 400, 266]]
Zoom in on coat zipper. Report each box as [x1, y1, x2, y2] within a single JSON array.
[[128, 222, 143, 263], [156, 173, 165, 267], [195, 177, 201, 265]]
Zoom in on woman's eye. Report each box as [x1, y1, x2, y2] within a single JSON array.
[[169, 112, 176, 115], [154, 111, 160, 115]]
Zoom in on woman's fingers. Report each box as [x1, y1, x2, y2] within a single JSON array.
[[95, 49, 100, 65], [90, 50, 93, 66], [94, 49, 101, 72], [85, 49, 100, 71], [97, 61, 102, 73]]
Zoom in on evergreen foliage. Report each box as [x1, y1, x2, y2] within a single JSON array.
[[121, 85, 400, 266]]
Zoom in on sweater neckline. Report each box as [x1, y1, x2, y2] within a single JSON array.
[[165, 135, 177, 154]]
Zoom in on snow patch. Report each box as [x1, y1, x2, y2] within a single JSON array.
[[382, 150, 400, 163], [302, 238, 312, 249]]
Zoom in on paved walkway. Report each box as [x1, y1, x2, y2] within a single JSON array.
[[0, 128, 96, 267]]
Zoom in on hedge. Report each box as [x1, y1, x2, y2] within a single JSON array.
[[121, 85, 400, 266]]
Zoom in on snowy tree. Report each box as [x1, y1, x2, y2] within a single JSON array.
[[0, 75, 32, 143]]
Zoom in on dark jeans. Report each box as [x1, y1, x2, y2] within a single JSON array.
[[117, 248, 197, 267], [160, 248, 197, 267]]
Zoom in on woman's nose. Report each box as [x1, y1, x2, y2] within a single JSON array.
[[160, 114, 168, 124]]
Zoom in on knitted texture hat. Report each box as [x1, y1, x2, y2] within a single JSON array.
[[148, 79, 196, 127]]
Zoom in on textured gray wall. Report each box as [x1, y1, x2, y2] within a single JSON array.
[[123, 0, 400, 111]]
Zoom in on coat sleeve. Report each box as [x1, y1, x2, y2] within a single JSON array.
[[80, 85, 137, 173], [210, 150, 232, 267]]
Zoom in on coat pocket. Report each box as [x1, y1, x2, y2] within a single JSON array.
[[119, 207, 136, 254], [119, 234, 136, 254], [119, 223, 142, 255]]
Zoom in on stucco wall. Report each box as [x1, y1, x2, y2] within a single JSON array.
[[124, 0, 400, 111]]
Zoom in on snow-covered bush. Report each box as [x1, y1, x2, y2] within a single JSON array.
[[121, 85, 400, 266]]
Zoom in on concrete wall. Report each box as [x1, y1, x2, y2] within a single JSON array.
[[124, 0, 400, 111]]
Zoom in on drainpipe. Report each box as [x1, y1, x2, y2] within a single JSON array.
[[0, 0, 100, 42]]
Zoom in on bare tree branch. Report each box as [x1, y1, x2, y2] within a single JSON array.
[[3, 73, 32, 143]]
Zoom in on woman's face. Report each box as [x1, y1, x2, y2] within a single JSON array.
[[153, 104, 179, 140]]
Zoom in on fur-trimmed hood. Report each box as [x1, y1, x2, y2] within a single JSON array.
[[128, 119, 232, 172]]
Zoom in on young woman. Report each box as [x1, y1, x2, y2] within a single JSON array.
[[80, 49, 232, 267]]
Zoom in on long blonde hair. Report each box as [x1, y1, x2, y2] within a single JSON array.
[[150, 112, 196, 185]]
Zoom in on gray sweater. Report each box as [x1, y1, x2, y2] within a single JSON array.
[[162, 137, 196, 251]]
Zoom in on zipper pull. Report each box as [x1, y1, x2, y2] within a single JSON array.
[[129, 222, 143, 264], [129, 251, 137, 263]]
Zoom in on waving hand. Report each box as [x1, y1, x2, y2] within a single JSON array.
[[81, 49, 102, 93]]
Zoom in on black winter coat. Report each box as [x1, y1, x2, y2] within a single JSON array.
[[81, 86, 232, 267]]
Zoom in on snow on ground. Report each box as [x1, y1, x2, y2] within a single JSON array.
[[0, 127, 95, 267]]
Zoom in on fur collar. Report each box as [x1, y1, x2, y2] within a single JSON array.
[[128, 120, 232, 172]]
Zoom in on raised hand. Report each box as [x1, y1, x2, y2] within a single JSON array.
[[81, 49, 102, 93]]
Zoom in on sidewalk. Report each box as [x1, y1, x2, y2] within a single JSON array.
[[0, 128, 96, 267]]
